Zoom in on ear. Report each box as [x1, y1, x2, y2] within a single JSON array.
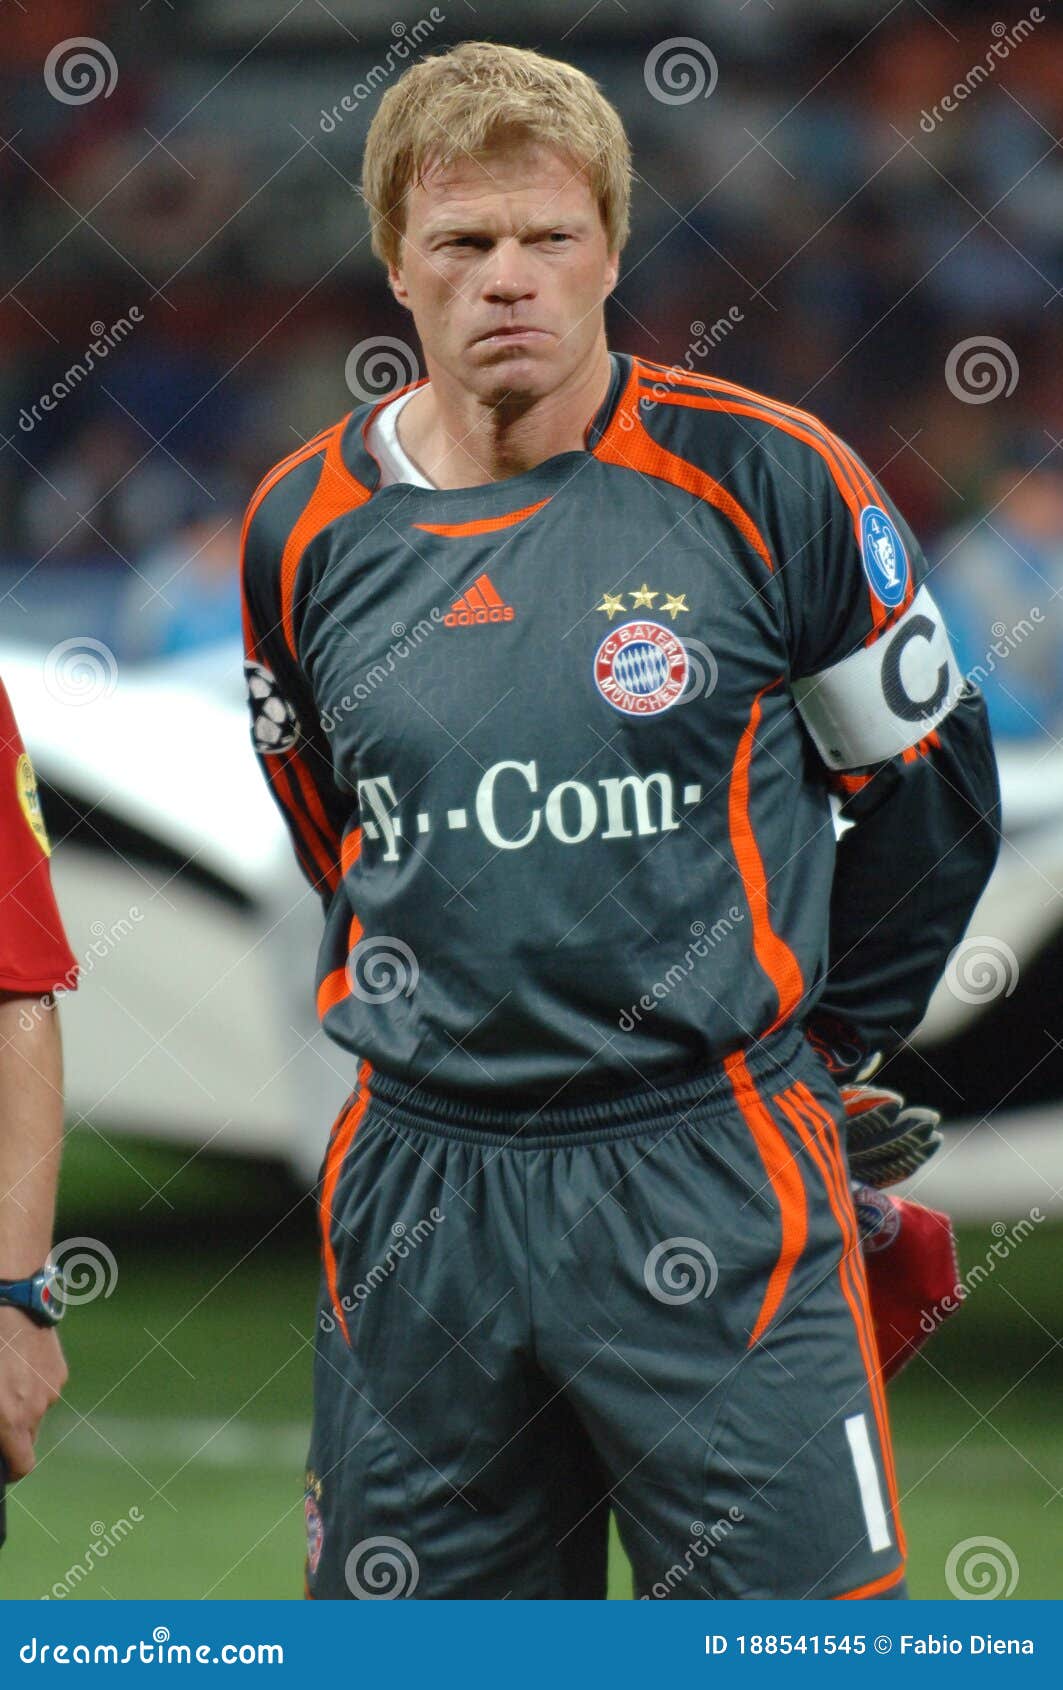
[[603, 251, 620, 299], [387, 259, 409, 308]]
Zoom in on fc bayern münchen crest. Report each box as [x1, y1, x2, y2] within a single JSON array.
[[593, 620, 689, 716], [853, 1187, 903, 1254], [244, 660, 300, 754]]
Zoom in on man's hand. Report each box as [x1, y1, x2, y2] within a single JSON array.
[[0, 1307, 68, 1479], [840, 1084, 943, 1190]]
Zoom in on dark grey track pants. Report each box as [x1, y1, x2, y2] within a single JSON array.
[[304, 1027, 907, 1600]]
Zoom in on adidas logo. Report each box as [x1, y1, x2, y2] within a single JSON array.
[[444, 573, 515, 627]]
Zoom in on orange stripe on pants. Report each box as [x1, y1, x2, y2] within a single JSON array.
[[318, 1059, 373, 1345], [724, 1050, 808, 1347], [834, 1562, 906, 1600], [775, 1082, 906, 1564]]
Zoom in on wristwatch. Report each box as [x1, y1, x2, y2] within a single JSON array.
[[0, 1264, 65, 1327]]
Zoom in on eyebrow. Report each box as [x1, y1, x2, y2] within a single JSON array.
[[423, 218, 585, 241]]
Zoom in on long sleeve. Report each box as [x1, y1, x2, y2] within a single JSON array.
[[238, 462, 350, 919], [775, 437, 1002, 1054], [815, 687, 1000, 1049]]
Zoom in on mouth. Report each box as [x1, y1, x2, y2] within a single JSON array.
[[474, 328, 550, 346]]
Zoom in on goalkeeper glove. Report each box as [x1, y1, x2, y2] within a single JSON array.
[[807, 1014, 942, 1189], [841, 1083, 943, 1190]]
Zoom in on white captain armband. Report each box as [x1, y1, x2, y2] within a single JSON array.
[[792, 585, 966, 772]]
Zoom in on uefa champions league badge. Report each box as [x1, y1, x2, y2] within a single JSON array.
[[859, 504, 909, 609], [304, 1492, 324, 1575], [244, 660, 301, 754], [593, 620, 690, 715]]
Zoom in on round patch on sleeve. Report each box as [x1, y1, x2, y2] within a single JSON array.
[[244, 660, 301, 754], [16, 752, 52, 857], [859, 504, 909, 609]]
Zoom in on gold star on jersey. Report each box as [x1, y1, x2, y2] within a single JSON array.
[[594, 584, 690, 621]]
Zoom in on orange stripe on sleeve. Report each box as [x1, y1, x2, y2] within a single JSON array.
[[240, 429, 337, 667], [240, 422, 365, 901], [901, 732, 939, 766], [271, 759, 341, 896], [279, 422, 373, 660], [593, 361, 775, 575], [637, 358, 869, 512], [634, 360, 912, 631], [832, 771, 873, 796], [287, 753, 342, 858], [724, 1051, 808, 1347]]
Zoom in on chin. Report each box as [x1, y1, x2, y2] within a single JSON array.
[[469, 351, 555, 405], [483, 369, 544, 399]]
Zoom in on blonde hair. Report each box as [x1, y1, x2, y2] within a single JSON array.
[[360, 40, 633, 269]]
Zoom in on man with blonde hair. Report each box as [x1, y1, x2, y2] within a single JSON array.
[[241, 40, 998, 1599]]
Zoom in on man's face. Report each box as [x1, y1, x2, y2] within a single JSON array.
[[388, 136, 619, 407]]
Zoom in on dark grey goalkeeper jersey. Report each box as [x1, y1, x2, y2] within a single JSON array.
[[239, 350, 1000, 1103]]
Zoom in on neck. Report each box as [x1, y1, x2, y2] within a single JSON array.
[[397, 341, 613, 490]]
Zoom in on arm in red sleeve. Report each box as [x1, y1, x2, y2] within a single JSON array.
[[0, 676, 79, 996]]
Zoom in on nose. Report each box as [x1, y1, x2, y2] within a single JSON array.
[[482, 236, 537, 302]]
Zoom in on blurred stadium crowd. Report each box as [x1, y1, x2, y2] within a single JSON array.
[[2, 0, 1062, 738]]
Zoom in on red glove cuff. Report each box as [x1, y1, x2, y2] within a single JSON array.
[[855, 1187, 962, 1381]]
